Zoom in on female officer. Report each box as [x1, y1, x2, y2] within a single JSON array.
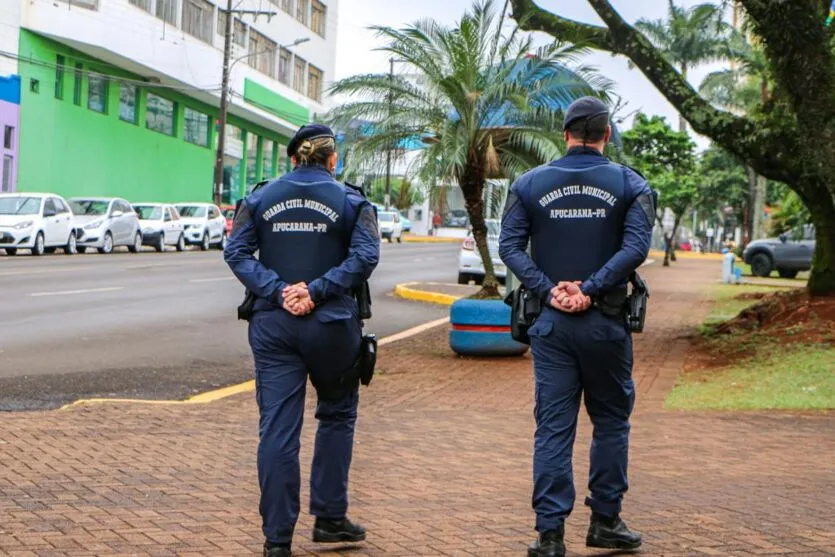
[[224, 124, 380, 557]]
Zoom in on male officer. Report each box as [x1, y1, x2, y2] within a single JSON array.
[[224, 124, 380, 557], [498, 97, 654, 557]]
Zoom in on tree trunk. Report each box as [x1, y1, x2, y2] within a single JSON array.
[[806, 189, 835, 297], [752, 174, 767, 240], [663, 233, 672, 267], [744, 165, 757, 245], [461, 166, 500, 297], [678, 64, 688, 134]]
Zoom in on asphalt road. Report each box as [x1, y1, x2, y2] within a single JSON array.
[[0, 242, 460, 410]]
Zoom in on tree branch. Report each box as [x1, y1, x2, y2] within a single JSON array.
[[509, 0, 800, 183]]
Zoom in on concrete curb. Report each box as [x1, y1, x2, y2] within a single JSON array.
[[393, 282, 461, 306]]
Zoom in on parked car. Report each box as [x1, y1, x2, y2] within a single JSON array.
[[0, 193, 77, 256], [133, 203, 186, 252], [378, 210, 404, 243], [445, 210, 469, 228], [220, 205, 236, 236], [400, 211, 412, 232], [743, 225, 815, 278], [70, 197, 142, 254], [458, 219, 506, 284], [174, 203, 228, 251]]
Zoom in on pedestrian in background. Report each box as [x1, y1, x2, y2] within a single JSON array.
[[224, 124, 380, 557], [499, 97, 654, 557]]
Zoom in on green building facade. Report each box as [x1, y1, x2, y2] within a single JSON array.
[[16, 30, 308, 205]]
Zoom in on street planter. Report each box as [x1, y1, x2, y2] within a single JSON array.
[[448, 298, 529, 357]]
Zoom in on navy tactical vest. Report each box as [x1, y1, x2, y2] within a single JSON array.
[[254, 171, 350, 284], [525, 162, 629, 285]]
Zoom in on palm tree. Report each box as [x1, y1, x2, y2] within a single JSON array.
[[325, 0, 612, 296], [635, 1, 731, 132], [699, 28, 771, 242]]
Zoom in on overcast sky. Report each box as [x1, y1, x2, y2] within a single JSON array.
[[332, 0, 729, 149]]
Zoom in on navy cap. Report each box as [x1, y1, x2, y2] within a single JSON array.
[[287, 124, 336, 158], [563, 96, 610, 130]]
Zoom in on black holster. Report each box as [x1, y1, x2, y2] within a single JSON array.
[[504, 286, 542, 345], [626, 272, 650, 333], [314, 334, 378, 402]]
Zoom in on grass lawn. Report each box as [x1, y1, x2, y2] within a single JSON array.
[[667, 283, 835, 411]]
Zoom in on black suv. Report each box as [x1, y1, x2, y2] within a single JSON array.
[[742, 225, 815, 278]]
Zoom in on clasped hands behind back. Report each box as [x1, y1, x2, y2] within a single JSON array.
[[282, 283, 315, 316], [550, 281, 592, 313]]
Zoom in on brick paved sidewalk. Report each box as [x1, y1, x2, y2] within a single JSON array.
[[1, 259, 833, 556]]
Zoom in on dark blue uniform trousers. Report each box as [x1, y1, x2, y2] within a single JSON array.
[[528, 306, 635, 533], [248, 301, 362, 545]]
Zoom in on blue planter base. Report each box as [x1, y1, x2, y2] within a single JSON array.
[[448, 298, 529, 357]]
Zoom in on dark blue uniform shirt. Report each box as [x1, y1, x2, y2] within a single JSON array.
[[225, 166, 380, 309], [499, 147, 653, 302]]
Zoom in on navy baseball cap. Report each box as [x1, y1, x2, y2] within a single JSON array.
[[287, 124, 336, 157], [563, 97, 610, 130]]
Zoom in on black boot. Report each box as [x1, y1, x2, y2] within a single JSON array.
[[527, 525, 565, 557], [312, 517, 367, 543], [586, 512, 642, 550], [263, 542, 291, 557]]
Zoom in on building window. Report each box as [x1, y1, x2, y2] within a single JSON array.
[[278, 49, 292, 86], [248, 30, 277, 78], [183, 0, 214, 44], [129, 0, 151, 13], [88, 74, 108, 114], [73, 63, 83, 105], [293, 56, 306, 93], [184, 108, 210, 147], [280, 0, 293, 15], [155, 0, 179, 26], [218, 12, 247, 46], [246, 134, 259, 187], [55, 55, 65, 100], [119, 84, 138, 123], [1, 155, 12, 192], [277, 143, 288, 174], [311, 0, 326, 37], [307, 65, 322, 101], [146, 93, 176, 136], [262, 139, 275, 178], [296, 0, 309, 25], [30, 79, 40, 94], [3, 126, 13, 149]]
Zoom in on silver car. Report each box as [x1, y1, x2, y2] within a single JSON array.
[[133, 203, 186, 252], [71, 197, 142, 254]]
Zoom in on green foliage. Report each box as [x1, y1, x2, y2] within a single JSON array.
[[621, 114, 697, 216], [697, 145, 748, 223], [769, 190, 812, 237]]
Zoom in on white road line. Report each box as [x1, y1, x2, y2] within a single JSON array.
[[378, 317, 449, 346], [29, 287, 125, 297], [189, 277, 235, 283]]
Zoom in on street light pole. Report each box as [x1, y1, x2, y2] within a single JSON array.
[[213, 0, 233, 207], [384, 57, 394, 211]]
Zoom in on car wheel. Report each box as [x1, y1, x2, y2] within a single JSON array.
[[176, 234, 185, 252], [31, 232, 45, 256], [154, 234, 165, 253], [98, 232, 114, 255], [5, 248, 17, 256], [216, 231, 227, 251], [77, 246, 87, 254], [778, 268, 798, 279], [750, 253, 772, 277], [128, 232, 142, 253], [64, 232, 77, 255], [200, 232, 210, 251], [457, 272, 472, 285]]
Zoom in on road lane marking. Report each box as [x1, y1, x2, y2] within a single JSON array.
[[29, 287, 124, 297], [59, 315, 451, 411], [189, 277, 235, 283]]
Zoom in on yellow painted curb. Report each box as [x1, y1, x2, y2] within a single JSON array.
[[394, 282, 461, 306], [402, 235, 463, 244], [648, 249, 740, 262], [60, 380, 256, 411]]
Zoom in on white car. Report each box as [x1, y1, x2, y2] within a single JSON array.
[[378, 210, 403, 243], [0, 193, 77, 256], [174, 203, 227, 251], [458, 219, 507, 284], [133, 203, 186, 252], [71, 197, 142, 254]]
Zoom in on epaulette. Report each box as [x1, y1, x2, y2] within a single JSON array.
[[344, 181, 366, 198], [623, 164, 647, 180], [252, 179, 271, 193]]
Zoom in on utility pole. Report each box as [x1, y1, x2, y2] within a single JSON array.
[[384, 57, 394, 211], [213, 2, 278, 206]]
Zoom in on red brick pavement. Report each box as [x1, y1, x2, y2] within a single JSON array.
[[1, 259, 833, 556]]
